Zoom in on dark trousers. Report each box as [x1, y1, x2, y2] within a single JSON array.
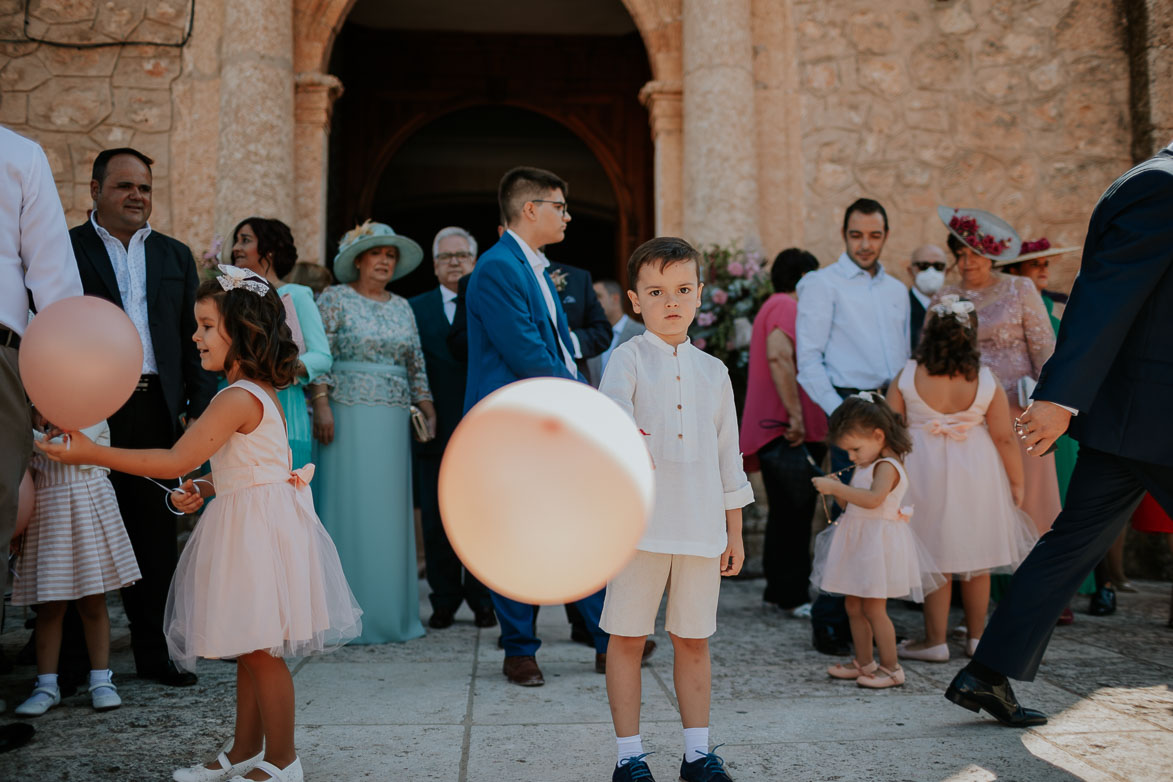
[[493, 588, 608, 657], [976, 446, 1173, 681], [811, 443, 853, 635], [416, 453, 491, 614], [758, 437, 827, 608]]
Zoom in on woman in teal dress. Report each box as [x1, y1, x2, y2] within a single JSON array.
[[314, 222, 436, 644], [229, 217, 332, 468]]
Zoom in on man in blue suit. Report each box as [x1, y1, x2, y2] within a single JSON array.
[[464, 166, 609, 686], [947, 143, 1173, 726]]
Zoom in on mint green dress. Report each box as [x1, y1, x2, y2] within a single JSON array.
[[314, 285, 430, 644], [277, 283, 332, 470]]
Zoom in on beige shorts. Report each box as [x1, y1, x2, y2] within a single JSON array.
[[600, 551, 721, 639]]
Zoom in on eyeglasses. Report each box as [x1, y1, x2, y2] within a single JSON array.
[[531, 199, 569, 215], [911, 261, 947, 272], [436, 251, 474, 263]]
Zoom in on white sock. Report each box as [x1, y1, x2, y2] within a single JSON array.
[[683, 726, 709, 763], [35, 673, 59, 691], [616, 734, 644, 766], [89, 669, 113, 689]]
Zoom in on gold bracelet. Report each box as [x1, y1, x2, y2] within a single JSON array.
[[311, 391, 328, 401]]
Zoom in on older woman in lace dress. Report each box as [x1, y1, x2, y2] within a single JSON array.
[[314, 222, 435, 644], [933, 208, 1061, 537]]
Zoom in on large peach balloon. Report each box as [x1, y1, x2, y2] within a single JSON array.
[[20, 296, 142, 430], [439, 378, 654, 605], [14, 470, 35, 538]]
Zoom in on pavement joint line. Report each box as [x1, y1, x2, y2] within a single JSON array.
[[458, 627, 481, 782], [649, 663, 678, 713]]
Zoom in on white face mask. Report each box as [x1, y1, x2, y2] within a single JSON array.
[[914, 267, 945, 295]]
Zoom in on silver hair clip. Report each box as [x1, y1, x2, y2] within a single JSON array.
[[853, 391, 878, 403], [932, 294, 975, 325], [216, 264, 270, 296]]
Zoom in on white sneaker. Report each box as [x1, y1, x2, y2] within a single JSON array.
[[90, 675, 122, 711], [229, 757, 303, 782], [173, 751, 264, 782], [790, 602, 813, 619], [896, 640, 950, 662], [14, 685, 61, 717]]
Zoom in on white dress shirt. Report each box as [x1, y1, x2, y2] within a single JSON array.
[[600, 332, 754, 557], [599, 314, 630, 376], [0, 127, 82, 334], [440, 284, 458, 325], [90, 211, 158, 374], [506, 229, 577, 376], [796, 253, 911, 416]]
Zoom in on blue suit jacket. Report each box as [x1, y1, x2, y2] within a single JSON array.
[[463, 233, 581, 411]]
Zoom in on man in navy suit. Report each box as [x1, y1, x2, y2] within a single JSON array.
[[409, 226, 496, 631], [464, 166, 609, 686], [547, 260, 611, 382], [947, 143, 1173, 726]]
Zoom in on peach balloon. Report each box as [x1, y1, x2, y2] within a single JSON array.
[[439, 378, 654, 605], [14, 470, 35, 538], [19, 296, 143, 431]]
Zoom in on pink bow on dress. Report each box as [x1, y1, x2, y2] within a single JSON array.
[[924, 419, 975, 441], [289, 464, 316, 488], [895, 505, 914, 523]]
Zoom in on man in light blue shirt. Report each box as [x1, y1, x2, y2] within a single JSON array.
[[795, 198, 910, 657]]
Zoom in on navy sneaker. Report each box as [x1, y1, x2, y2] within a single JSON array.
[[679, 745, 733, 781], [613, 752, 656, 781]]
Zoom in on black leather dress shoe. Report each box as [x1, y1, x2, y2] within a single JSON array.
[[144, 661, 198, 687], [1088, 587, 1117, 616], [945, 669, 1048, 727], [473, 608, 498, 628], [813, 626, 852, 656], [428, 608, 456, 629]]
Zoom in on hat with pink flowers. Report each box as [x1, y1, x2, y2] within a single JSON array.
[[937, 206, 1022, 263]]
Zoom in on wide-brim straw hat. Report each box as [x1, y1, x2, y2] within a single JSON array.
[[1005, 241, 1082, 265], [937, 206, 1022, 264], [332, 220, 423, 283]]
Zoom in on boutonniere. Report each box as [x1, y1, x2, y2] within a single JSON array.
[[549, 268, 569, 293]]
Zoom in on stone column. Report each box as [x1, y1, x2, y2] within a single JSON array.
[[215, 0, 296, 240], [639, 80, 684, 238], [681, 0, 759, 249], [294, 72, 344, 266]]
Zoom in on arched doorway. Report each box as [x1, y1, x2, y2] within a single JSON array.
[[325, 0, 654, 293]]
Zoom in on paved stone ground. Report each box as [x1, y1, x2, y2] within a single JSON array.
[[2, 578, 1171, 781]]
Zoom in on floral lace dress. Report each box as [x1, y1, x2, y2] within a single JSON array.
[[932, 273, 1061, 535], [313, 284, 431, 644]]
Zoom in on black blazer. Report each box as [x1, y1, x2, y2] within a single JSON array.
[[70, 221, 217, 429], [409, 287, 465, 455], [547, 262, 611, 379], [1034, 148, 1173, 466], [446, 273, 471, 363], [909, 289, 927, 351]]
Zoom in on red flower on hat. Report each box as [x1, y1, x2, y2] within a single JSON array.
[[1020, 238, 1051, 254], [949, 213, 1012, 257]]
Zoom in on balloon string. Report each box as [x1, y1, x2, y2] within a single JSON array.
[[142, 476, 213, 516]]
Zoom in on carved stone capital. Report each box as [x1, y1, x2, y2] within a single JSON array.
[[294, 71, 344, 128], [638, 79, 682, 139]]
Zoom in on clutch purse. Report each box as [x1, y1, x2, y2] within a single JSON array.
[[409, 405, 433, 443]]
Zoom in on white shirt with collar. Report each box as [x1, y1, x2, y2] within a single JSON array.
[[599, 331, 754, 557], [440, 284, 458, 325], [505, 228, 577, 376], [90, 211, 158, 374], [911, 285, 932, 310], [796, 253, 910, 416], [0, 127, 82, 335]]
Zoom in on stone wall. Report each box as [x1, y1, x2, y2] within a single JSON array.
[[0, 0, 189, 235], [792, 0, 1133, 291]]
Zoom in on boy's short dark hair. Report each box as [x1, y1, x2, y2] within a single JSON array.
[[842, 198, 889, 234], [626, 237, 701, 291], [498, 166, 568, 225], [92, 147, 154, 185]]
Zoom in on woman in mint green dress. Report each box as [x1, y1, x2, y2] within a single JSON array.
[[229, 218, 332, 469], [313, 222, 435, 644]]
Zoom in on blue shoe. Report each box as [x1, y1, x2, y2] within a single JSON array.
[[679, 745, 733, 781], [613, 752, 656, 781]]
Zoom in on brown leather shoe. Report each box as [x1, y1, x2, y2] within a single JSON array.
[[596, 639, 658, 674], [503, 655, 544, 686]]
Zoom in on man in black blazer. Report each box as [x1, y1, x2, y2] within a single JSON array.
[[69, 148, 217, 686], [409, 227, 495, 630], [946, 144, 1173, 726], [546, 260, 611, 382]]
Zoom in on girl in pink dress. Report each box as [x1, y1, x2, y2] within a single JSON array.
[[810, 395, 942, 689], [887, 297, 1038, 664], [38, 265, 362, 782]]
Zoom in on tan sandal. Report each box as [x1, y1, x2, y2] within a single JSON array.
[[857, 664, 906, 689], [828, 659, 878, 679]]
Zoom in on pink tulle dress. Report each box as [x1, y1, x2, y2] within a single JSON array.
[[897, 361, 1038, 577], [164, 380, 362, 671], [811, 457, 943, 601]]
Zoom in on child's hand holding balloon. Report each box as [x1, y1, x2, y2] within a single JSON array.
[[170, 479, 205, 513], [35, 428, 96, 465]]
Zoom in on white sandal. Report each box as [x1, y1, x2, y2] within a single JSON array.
[[896, 640, 949, 663], [173, 750, 264, 782], [90, 677, 122, 712], [14, 685, 60, 717], [229, 757, 303, 782]]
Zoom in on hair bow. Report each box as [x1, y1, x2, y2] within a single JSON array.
[[931, 295, 975, 325], [216, 264, 270, 296], [853, 391, 878, 403]]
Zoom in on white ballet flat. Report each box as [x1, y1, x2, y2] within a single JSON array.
[[896, 640, 949, 663], [229, 757, 303, 782], [173, 750, 264, 782], [14, 686, 61, 717], [90, 677, 122, 711]]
